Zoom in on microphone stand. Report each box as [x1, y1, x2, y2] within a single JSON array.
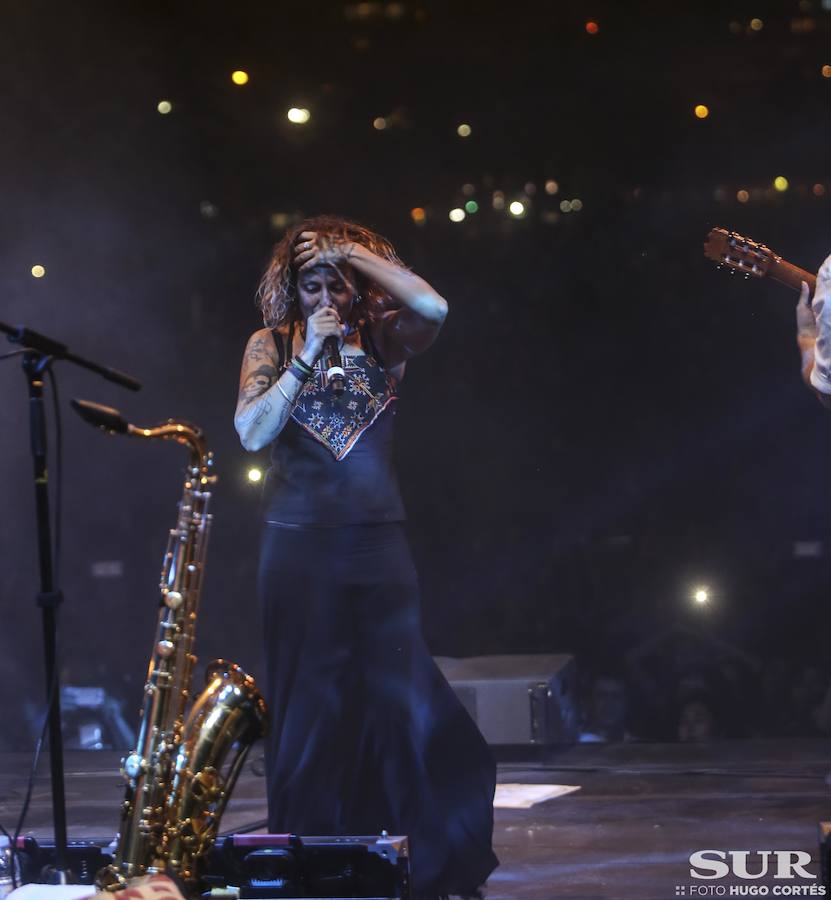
[[0, 320, 141, 882]]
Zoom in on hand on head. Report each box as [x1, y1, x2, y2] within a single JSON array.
[[293, 231, 355, 273]]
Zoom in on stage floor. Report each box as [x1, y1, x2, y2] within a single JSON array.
[[2, 739, 830, 899]]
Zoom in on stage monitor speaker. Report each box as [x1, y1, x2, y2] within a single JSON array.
[[435, 654, 579, 746]]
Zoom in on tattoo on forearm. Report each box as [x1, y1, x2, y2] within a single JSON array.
[[237, 394, 273, 428], [237, 367, 296, 440], [239, 364, 279, 403]]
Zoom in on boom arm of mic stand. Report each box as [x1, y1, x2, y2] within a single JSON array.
[[0, 321, 142, 391]]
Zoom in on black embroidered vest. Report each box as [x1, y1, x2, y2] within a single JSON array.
[[263, 319, 405, 526]]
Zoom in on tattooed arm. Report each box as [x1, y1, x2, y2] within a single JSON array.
[[234, 328, 305, 452]]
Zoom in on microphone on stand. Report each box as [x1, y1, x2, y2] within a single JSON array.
[[323, 336, 346, 396]]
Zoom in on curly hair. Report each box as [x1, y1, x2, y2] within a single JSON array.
[[257, 215, 406, 328]]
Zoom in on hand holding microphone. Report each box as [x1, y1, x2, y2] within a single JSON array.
[[301, 308, 346, 396]]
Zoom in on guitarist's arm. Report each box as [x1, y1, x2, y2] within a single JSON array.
[[796, 257, 831, 409]]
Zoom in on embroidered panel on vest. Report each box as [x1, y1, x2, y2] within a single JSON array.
[[290, 355, 397, 460]]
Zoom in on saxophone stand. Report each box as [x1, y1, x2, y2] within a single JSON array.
[[0, 320, 141, 883]]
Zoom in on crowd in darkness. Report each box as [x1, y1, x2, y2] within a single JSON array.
[[578, 636, 831, 744]]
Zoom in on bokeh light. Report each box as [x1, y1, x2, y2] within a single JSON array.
[[462, 183, 476, 196], [694, 104, 709, 119], [571, 198, 583, 211], [464, 200, 479, 214], [287, 107, 311, 124], [492, 191, 505, 210], [737, 189, 749, 203], [585, 21, 599, 34], [31, 264, 46, 278], [773, 175, 789, 192], [410, 207, 426, 224], [560, 200, 572, 213], [373, 117, 387, 130], [231, 70, 249, 85], [509, 200, 526, 217], [449, 207, 466, 222], [823, 65, 831, 78], [157, 100, 172, 115], [545, 180, 559, 195], [814, 183, 826, 197], [750, 17, 764, 31], [457, 123, 472, 138], [247, 467, 263, 483]]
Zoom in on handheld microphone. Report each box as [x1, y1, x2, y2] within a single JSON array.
[[323, 336, 346, 396]]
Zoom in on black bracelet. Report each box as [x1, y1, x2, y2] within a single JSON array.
[[287, 360, 313, 384], [292, 356, 315, 376]]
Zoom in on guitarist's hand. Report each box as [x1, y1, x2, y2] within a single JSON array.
[[796, 281, 817, 353]]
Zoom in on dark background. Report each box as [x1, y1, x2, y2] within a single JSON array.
[[3, 0, 831, 744]]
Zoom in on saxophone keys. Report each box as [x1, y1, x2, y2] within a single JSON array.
[[157, 640, 175, 659], [164, 590, 184, 609], [123, 752, 146, 779]]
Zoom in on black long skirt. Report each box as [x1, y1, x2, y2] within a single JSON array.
[[257, 522, 499, 897]]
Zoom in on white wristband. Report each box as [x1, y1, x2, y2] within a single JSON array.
[[277, 381, 295, 406]]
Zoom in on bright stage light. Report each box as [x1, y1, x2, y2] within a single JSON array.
[[457, 123, 472, 138], [509, 201, 526, 217], [287, 107, 311, 124], [774, 176, 789, 192], [231, 70, 249, 85], [247, 467, 263, 483], [157, 100, 173, 115], [31, 264, 46, 278], [692, 587, 710, 605], [694, 104, 709, 119], [449, 208, 466, 223]]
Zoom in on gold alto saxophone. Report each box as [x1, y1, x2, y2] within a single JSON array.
[[72, 400, 268, 891]]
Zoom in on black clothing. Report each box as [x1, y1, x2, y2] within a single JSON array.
[[259, 523, 499, 896], [258, 320, 498, 896], [264, 320, 405, 526]]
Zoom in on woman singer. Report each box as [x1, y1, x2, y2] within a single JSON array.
[[234, 215, 498, 900]]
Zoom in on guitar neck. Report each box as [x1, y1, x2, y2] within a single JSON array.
[[768, 257, 816, 294]]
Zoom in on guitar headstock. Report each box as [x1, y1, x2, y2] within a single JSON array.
[[703, 227, 780, 279]]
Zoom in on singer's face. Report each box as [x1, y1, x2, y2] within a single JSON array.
[[296, 264, 356, 321]]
